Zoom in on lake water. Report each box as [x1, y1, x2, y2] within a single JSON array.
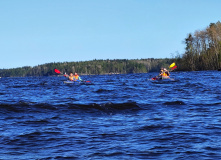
[[0, 71, 221, 159]]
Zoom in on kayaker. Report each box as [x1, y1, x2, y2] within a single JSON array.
[[65, 72, 74, 81], [164, 68, 170, 76], [158, 68, 164, 76], [160, 68, 170, 77], [156, 68, 170, 79], [65, 72, 82, 81], [152, 68, 164, 80], [73, 72, 82, 81]]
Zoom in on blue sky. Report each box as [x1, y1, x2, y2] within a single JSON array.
[[0, 0, 221, 69]]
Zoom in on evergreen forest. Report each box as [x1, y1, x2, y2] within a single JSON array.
[[0, 59, 173, 77]]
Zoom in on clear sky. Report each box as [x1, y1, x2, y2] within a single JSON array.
[[0, 0, 221, 69]]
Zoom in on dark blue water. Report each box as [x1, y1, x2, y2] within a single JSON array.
[[0, 71, 221, 160]]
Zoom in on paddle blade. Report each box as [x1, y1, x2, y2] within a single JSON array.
[[171, 66, 177, 70], [54, 69, 61, 74], [169, 63, 176, 68]]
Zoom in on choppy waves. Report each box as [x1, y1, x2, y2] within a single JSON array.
[[0, 102, 141, 114], [1, 71, 221, 159]]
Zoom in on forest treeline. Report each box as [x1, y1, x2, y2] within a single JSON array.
[[1, 21, 221, 77], [176, 21, 221, 71], [0, 59, 173, 77]]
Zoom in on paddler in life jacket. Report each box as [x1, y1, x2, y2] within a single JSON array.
[[73, 72, 82, 81], [158, 68, 164, 77], [152, 68, 164, 80], [160, 68, 170, 77], [66, 72, 82, 81], [152, 68, 170, 80], [156, 68, 170, 79], [66, 73, 74, 81]]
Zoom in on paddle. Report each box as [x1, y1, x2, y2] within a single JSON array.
[[54, 69, 91, 83], [169, 62, 177, 71], [54, 69, 67, 77], [169, 62, 176, 68], [54, 69, 62, 74], [171, 66, 177, 70]]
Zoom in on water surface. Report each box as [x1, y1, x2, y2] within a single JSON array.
[[0, 71, 221, 159]]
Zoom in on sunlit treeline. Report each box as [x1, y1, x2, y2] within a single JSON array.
[[176, 21, 221, 71]]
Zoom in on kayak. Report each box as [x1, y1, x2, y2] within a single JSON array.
[[64, 80, 79, 84], [149, 76, 175, 82], [151, 76, 170, 80], [64, 80, 92, 85]]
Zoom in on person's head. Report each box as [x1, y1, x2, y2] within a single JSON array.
[[74, 72, 78, 75], [70, 73, 73, 76], [163, 68, 167, 71]]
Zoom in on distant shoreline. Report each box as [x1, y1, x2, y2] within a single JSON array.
[[0, 58, 174, 77]]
